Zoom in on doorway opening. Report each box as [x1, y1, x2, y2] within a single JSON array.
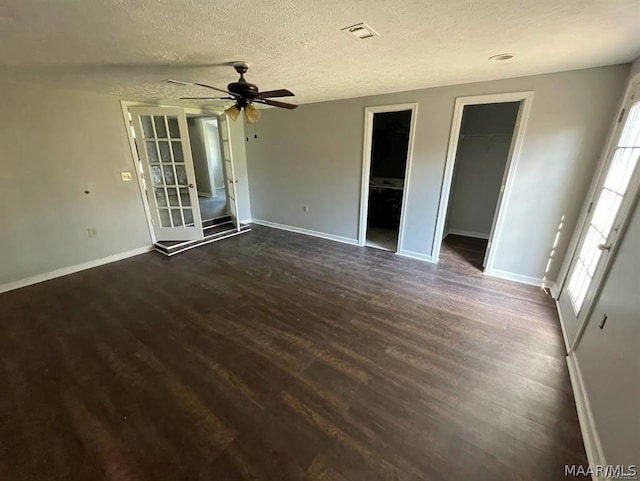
[[432, 92, 534, 272], [186, 116, 229, 223], [359, 104, 417, 252], [442, 102, 520, 270]]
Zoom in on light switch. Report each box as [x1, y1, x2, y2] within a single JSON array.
[[120, 171, 133, 182]]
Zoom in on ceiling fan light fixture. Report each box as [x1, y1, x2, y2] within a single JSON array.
[[225, 104, 241, 121], [244, 104, 261, 124]]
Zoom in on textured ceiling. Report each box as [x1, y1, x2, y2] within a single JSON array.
[[1, 0, 639, 107]]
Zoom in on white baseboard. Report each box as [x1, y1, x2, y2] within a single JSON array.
[[198, 191, 213, 198], [396, 250, 437, 264], [541, 279, 558, 296], [0, 246, 154, 294], [251, 219, 359, 246], [445, 229, 490, 240], [239, 218, 253, 225], [550, 281, 560, 299], [484, 268, 544, 287], [566, 353, 606, 480]]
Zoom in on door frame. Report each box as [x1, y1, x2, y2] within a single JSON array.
[[120, 100, 222, 244], [556, 76, 640, 353], [217, 114, 241, 231], [358, 103, 419, 251], [431, 91, 534, 268]]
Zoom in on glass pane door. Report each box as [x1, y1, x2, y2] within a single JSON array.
[[130, 107, 203, 242], [567, 101, 640, 313]]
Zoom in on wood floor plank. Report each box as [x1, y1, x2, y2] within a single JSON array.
[[0, 229, 588, 480]]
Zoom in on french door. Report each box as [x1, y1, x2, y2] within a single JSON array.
[[217, 114, 240, 231], [130, 107, 204, 242], [557, 85, 640, 350]]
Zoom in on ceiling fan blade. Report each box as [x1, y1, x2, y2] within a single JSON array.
[[167, 79, 238, 97], [194, 82, 238, 97], [255, 99, 298, 110], [179, 96, 233, 100], [257, 89, 295, 99], [167, 79, 194, 86]]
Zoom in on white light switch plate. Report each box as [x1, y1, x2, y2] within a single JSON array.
[[120, 171, 133, 182]]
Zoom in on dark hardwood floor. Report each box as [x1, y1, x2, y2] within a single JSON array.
[[441, 233, 488, 272], [0, 226, 587, 480]]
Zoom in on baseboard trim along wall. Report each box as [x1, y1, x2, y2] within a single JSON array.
[[445, 229, 490, 240], [396, 250, 437, 264], [0, 246, 154, 294], [566, 353, 606, 481], [250, 219, 359, 246], [484, 268, 544, 287], [555, 299, 572, 354]]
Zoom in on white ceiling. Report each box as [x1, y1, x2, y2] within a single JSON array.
[[1, 0, 638, 106]]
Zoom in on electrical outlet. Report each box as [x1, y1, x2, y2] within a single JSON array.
[[120, 171, 133, 182], [303, 205, 309, 213], [87, 228, 97, 238]]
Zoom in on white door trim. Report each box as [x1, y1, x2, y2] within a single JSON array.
[[431, 91, 534, 267], [200, 118, 219, 198], [358, 103, 419, 252]]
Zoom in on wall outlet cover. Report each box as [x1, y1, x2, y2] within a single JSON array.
[[120, 171, 133, 182]]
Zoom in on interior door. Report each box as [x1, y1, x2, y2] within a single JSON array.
[[130, 107, 203, 242], [557, 89, 640, 349], [483, 102, 522, 268], [217, 114, 240, 231]]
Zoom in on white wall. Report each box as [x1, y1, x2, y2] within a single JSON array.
[[446, 103, 519, 237], [187, 117, 213, 197], [0, 82, 151, 287], [246, 65, 629, 282]]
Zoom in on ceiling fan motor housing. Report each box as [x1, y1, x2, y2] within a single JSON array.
[[228, 61, 259, 103], [227, 81, 259, 101]]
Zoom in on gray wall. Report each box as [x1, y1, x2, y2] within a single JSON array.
[[556, 57, 640, 293], [0, 82, 151, 286], [187, 117, 213, 196], [246, 65, 629, 281], [446, 103, 519, 237], [460, 102, 520, 135]]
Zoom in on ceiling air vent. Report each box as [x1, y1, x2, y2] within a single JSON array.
[[341, 22, 379, 40]]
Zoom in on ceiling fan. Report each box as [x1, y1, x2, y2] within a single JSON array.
[[167, 61, 297, 124]]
